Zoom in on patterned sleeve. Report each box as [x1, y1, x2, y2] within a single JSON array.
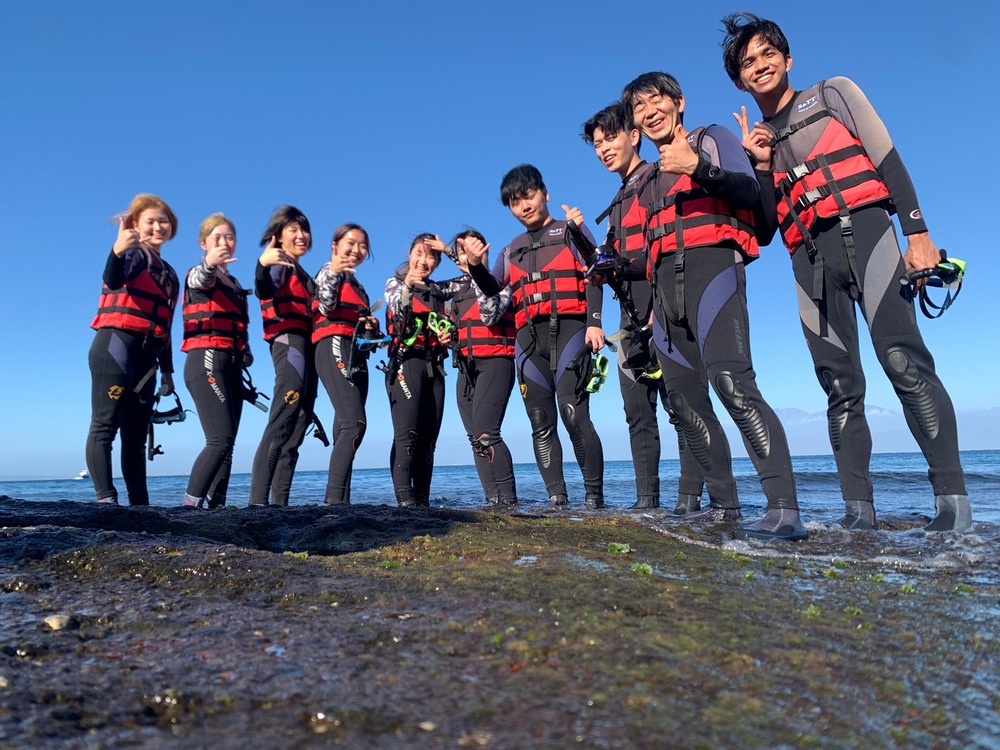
[[314, 264, 343, 317], [186, 260, 217, 291], [385, 276, 405, 316], [475, 284, 511, 326]]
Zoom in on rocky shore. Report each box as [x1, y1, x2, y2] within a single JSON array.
[[1, 497, 997, 748]]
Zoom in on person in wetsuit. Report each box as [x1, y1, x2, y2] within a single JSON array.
[[86, 194, 180, 506], [249, 205, 318, 506], [466, 164, 606, 509], [582, 103, 706, 512], [445, 229, 518, 507], [383, 234, 464, 508], [180, 213, 251, 509], [621, 72, 804, 540], [313, 223, 379, 506], [721, 13, 971, 532]]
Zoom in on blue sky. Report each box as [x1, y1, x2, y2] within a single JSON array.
[[1, 1, 996, 480]]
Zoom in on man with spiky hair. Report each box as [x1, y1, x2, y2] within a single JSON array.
[[721, 13, 970, 532]]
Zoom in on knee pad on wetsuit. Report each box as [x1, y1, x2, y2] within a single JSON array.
[[559, 402, 579, 431], [817, 366, 861, 451], [665, 390, 712, 472], [714, 371, 770, 460], [528, 407, 555, 468], [884, 346, 939, 439]]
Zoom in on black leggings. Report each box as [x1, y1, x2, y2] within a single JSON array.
[[455, 356, 516, 503], [316, 334, 369, 504], [651, 247, 797, 511], [515, 316, 604, 500], [249, 333, 317, 506], [184, 349, 244, 507], [85, 328, 160, 505], [793, 205, 965, 500], [387, 352, 446, 506]]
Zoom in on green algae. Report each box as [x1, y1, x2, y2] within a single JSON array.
[[1, 510, 998, 748]]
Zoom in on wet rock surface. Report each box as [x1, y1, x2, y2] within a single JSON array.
[[1, 497, 998, 748]]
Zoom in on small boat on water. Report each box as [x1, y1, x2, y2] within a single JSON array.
[[72, 470, 89, 481]]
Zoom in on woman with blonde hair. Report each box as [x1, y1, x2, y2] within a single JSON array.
[[181, 213, 252, 508], [86, 194, 180, 505]]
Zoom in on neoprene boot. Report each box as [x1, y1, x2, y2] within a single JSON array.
[[585, 495, 605, 510], [737, 508, 807, 541], [923, 495, 973, 533], [672, 493, 702, 516], [631, 496, 660, 510], [550, 493, 568, 507], [840, 499, 875, 530]]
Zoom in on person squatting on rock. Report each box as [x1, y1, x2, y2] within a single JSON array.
[[720, 13, 971, 532], [582, 103, 706, 512], [467, 164, 606, 509], [181, 213, 251, 509], [312, 223, 379, 506], [621, 72, 805, 540], [249, 206, 319, 506], [86, 194, 180, 506]]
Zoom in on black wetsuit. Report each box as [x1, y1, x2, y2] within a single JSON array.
[[644, 126, 798, 512], [314, 266, 373, 505], [86, 247, 179, 505], [249, 262, 318, 506], [450, 276, 517, 505], [758, 78, 966, 503], [383, 269, 464, 507], [470, 220, 605, 505], [600, 159, 706, 507], [181, 262, 250, 508]]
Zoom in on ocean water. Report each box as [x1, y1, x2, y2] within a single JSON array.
[[4, 450, 999, 527]]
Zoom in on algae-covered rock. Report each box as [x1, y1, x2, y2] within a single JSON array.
[[0, 497, 997, 748]]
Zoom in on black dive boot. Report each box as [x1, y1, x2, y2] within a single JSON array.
[[672, 493, 702, 516], [585, 495, 605, 510], [840, 500, 875, 530], [550, 493, 568, 507], [631, 496, 659, 510], [737, 507, 807, 541], [923, 495, 973, 532]]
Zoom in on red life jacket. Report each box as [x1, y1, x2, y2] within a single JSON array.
[[181, 271, 250, 352], [645, 127, 758, 280], [507, 223, 588, 329], [386, 282, 447, 352], [91, 251, 177, 340], [260, 266, 313, 341], [597, 160, 658, 263], [769, 82, 892, 255], [452, 279, 515, 360], [312, 274, 370, 343]]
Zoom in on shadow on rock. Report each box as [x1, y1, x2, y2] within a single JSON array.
[[0, 497, 476, 563]]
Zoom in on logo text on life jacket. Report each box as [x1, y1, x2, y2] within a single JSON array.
[[796, 96, 819, 113]]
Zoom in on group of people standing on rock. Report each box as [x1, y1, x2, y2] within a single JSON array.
[[84, 13, 973, 540]]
